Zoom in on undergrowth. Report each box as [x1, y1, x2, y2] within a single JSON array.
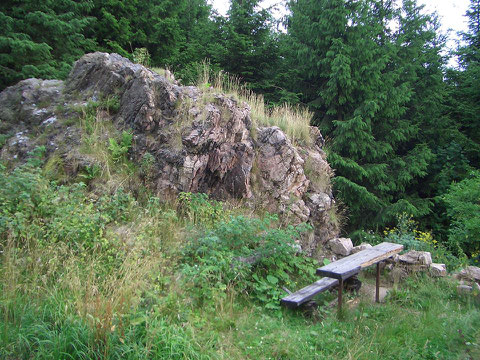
[[1, 151, 479, 359]]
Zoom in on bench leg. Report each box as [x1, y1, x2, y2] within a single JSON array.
[[376, 262, 380, 303], [338, 278, 343, 312]]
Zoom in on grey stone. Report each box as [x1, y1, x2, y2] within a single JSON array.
[[429, 263, 447, 277], [328, 237, 353, 256], [457, 285, 473, 294], [398, 250, 432, 266], [351, 243, 373, 254], [456, 266, 480, 282]]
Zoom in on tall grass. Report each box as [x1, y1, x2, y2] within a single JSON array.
[[194, 61, 314, 146]]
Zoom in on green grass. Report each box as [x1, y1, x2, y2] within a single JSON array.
[[1, 152, 479, 360], [2, 275, 479, 359]]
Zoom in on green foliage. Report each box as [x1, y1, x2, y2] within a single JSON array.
[[108, 131, 133, 162], [287, 0, 444, 232], [443, 170, 480, 257], [140, 152, 156, 179], [132, 47, 151, 67], [0, 134, 10, 148], [0, 0, 96, 90], [383, 213, 466, 270], [0, 148, 479, 359], [101, 95, 120, 114], [209, 0, 280, 97], [182, 214, 315, 310], [178, 192, 227, 228], [80, 163, 101, 181], [0, 151, 134, 254], [384, 213, 432, 252]]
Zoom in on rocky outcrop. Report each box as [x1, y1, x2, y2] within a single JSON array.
[[0, 52, 339, 253]]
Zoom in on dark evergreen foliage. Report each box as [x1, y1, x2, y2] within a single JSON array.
[[0, 0, 96, 89]]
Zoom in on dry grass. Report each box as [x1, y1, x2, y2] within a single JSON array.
[[191, 62, 314, 146]]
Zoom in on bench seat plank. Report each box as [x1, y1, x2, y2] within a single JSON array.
[[316, 242, 403, 280], [281, 277, 339, 308]]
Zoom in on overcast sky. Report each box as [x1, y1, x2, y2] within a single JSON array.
[[209, 0, 471, 48]]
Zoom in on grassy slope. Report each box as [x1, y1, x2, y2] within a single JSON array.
[[1, 81, 479, 360]]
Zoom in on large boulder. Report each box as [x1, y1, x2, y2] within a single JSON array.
[[0, 52, 339, 253]]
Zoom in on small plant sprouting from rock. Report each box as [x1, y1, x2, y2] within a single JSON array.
[[80, 163, 101, 181], [140, 152, 155, 178], [108, 131, 133, 163]]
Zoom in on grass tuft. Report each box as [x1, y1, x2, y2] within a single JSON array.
[[191, 61, 314, 146]]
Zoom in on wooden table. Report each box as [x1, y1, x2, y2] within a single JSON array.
[[316, 242, 404, 312]]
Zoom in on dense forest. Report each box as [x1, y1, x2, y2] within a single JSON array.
[[0, 0, 478, 255]]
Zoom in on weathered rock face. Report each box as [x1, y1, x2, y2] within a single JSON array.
[[0, 52, 339, 253], [456, 266, 480, 282]]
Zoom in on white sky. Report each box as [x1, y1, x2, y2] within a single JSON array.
[[209, 0, 471, 49]]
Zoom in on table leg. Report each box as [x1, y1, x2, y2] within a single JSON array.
[[376, 262, 380, 303], [338, 278, 343, 312]]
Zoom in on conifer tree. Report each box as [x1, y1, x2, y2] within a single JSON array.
[[287, 0, 443, 232], [446, 0, 480, 168], [0, 0, 96, 89], [213, 0, 279, 95]]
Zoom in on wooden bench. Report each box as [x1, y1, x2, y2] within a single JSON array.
[[281, 277, 339, 308], [281, 242, 403, 311]]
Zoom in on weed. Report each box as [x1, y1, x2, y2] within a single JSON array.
[[0, 133, 11, 148], [108, 131, 133, 163]]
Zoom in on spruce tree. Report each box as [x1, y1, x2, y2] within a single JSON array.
[[213, 0, 279, 96], [0, 0, 96, 89], [446, 0, 480, 168], [287, 0, 443, 232]]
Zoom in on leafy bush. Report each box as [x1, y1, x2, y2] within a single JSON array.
[[0, 150, 134, 254], [182, 214, 315, 310], [443, 170, 480, 258], [384, 213, 465, 270], [178, 192, 227, 228]]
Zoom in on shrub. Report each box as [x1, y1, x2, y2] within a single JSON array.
[[0, 150, 134, 254], [178, 192, 227, 228], [181, 214, 315, 310], [443, 170, 480, 258], [384, 213, 466, 270]]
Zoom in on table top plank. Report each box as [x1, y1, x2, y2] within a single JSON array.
[[316, 242, 403, 280]]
